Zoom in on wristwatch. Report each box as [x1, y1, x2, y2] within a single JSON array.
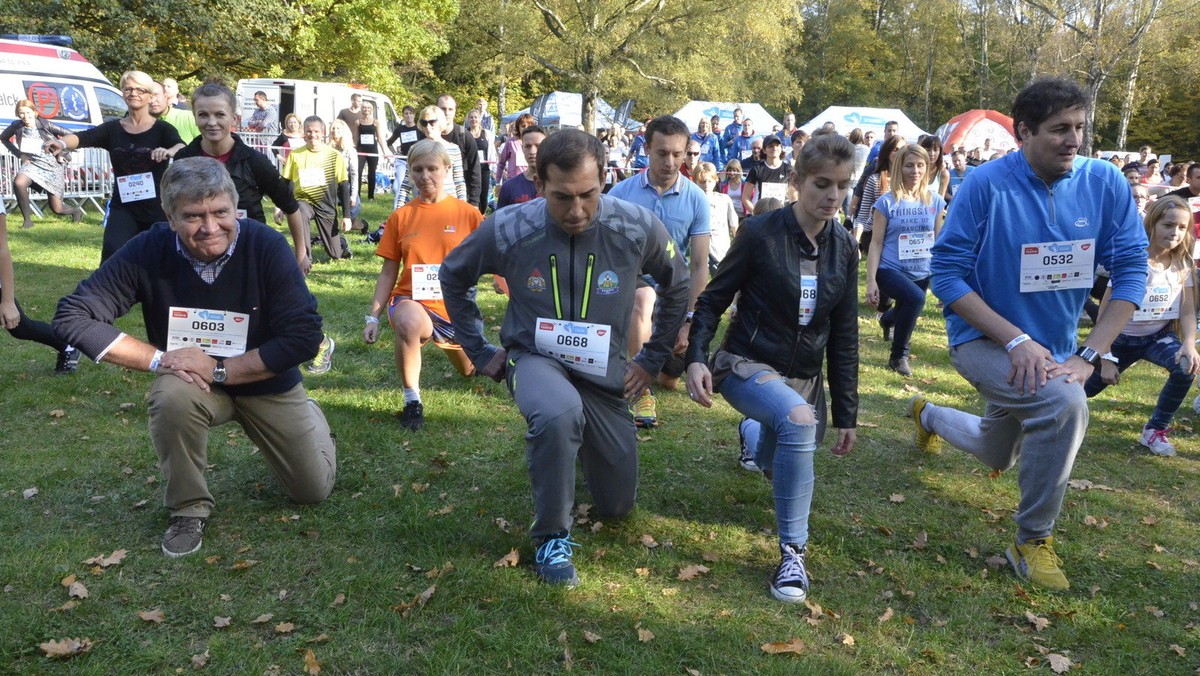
[[212, 358, 227, 384], [1074, 346, 1100, 366]]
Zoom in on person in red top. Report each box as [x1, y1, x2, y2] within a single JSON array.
[[364, 139, 482, 431]]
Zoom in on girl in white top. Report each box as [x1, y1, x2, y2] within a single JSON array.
[[1083, 195, 1198, 457], [693, 162, 739, 272], [720, 159, 747, 217]]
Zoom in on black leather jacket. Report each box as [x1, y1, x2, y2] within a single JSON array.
[[686, 206, 859, 429], [175, 133, 299, 222]]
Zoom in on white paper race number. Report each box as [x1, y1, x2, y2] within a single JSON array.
[[166, 306, 250, 357], [410, 264, 442, 301], [117, 172, 155, 202], [1018, 239, 1095, 293], [534, 318, 612, 376]]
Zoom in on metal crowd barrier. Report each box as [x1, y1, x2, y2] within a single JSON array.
[[1, 148, 112, 218]]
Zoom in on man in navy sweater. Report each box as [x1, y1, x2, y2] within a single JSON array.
[[53, 157, 337, 559]]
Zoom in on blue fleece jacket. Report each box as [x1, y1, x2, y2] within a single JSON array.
[[931, 151, 1147, 362]]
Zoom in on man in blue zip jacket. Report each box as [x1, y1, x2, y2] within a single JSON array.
[[440, 129, 689, 588], [910, 77, 1148, 591]]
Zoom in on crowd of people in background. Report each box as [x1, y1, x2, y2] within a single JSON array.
[[5, 72, 1198, 605]]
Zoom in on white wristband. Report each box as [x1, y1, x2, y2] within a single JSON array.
[[148, 349, 165, 372], [365, 315, 380, 324], [1005, 334, 1031, 352]]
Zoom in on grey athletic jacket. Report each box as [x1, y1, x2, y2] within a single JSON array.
[[440, 194, 689, 394]]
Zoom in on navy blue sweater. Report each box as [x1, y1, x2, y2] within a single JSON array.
[[54, 220, 322, 396]]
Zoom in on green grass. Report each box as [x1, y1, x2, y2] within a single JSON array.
[[2, 202, 1199, 674]]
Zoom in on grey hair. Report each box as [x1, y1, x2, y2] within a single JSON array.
[[407, 138, 451, 169], [161, 157, 238, 219]]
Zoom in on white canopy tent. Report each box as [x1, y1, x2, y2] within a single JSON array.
[[671, 101, 782, 135], [799, 106, 927, 141]]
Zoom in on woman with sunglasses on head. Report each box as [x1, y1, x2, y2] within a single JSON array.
[[393, 106, 466, 208], [44, 70, 184, 262], [1, 99, 84, 228], [271, 114, 304, 163]]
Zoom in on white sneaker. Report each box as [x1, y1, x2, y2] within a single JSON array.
[[1139, 426, 1176, 457]]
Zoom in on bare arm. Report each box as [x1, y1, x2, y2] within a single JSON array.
[[0, 214, 17, 330], [284, 210, 311, 275], [364, 258, 400, 344], [865, 209, 886, 306]]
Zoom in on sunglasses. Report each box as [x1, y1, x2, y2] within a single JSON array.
[[420, 119, 438, 126], [122, 87, 150, 96], [686, 152, 701, 157]]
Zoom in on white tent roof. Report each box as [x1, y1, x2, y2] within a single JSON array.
[[799, 106, 927, 141], [671, 101, 782, 136]]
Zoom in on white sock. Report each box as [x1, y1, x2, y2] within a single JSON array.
[[403, 387, 420, 404], [920, 402, 933, 430]]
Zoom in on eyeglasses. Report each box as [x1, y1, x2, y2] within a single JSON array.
[[122, 87, 150, 96], [420, 119, 438, 127], [686, 152, 701, 157]]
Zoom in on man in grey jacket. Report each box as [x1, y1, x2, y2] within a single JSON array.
[[440, 129, 689, 588]]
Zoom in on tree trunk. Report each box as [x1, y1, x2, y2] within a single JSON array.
[[978, 0, 989, 109], [1116, 51, 1142, 151], [924, 40, 934, 129], [583, 85, 598, 135], [498, 70, 507, 122]]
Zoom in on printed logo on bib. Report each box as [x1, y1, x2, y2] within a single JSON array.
[[1019, 239, 1095, 292], [166, 306, 250, 357], [443, 224, 456, 233], [596, 271, 619, 295], [799, 275, 817, 326], [410, 264, 442, 301], [117, 172, 155, 202], [235, 209, 247, 219], [534, 318, 612, 376]]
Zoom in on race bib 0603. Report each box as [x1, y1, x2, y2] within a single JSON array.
[[534, 318, 612, 376], [1018, 239, 1095, 292], [166, 306, 250, 357]]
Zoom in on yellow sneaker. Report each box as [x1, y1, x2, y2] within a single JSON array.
[[630, 390, 658, 429], [1005, 536, 1069, 590], [908, 396, 941, 454]]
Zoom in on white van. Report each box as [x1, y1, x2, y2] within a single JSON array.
[[0, 35, 126, 131], [235, 78, 403, 139]]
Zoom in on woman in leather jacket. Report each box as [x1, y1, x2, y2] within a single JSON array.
[[1, 100, 83, 228], [684, 133, 859, 604]]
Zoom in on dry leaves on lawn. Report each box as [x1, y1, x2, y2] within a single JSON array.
[[230, 560, 259, 571], [636, 627, 655, 642], [1045, 653, 1073, 673], [22, 487, 38, 499], [878, 607, 895, 623], [275, 622, 295, 634], [1025, 611, 1050, 632], [82, 549, 127, 568], [639, 534, 659, 548], [583, 630, 601, 644], [138, 608, 165, 623], [67, 581, 89, 599], [331, 593, 345, 607], [251, 613, 274, 624], [760, 637, 805, 655], [303, 649, 321, 674], [677, 564, 710, 581], [39, 637, 92, 658], [889, 493, 905, 503], [213, 616, 231, 628], [494, 549, 520, 568], [835, 633, 855, 646], [191, 650, 209, 669]]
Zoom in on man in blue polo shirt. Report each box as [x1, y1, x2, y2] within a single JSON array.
[[609, 115, 710, 428]]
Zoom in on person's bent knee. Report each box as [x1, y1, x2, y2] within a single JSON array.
[[528, 401, 585, 439], [632, 287, 655, 316], [148, 375, 211, 421], [787, 403, 816, 426]]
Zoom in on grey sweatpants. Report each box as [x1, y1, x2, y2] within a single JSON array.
[[508, 353, 638, 540], [923, 338, 1089, 543]]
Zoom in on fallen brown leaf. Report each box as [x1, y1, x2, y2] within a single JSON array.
[[677, 564, 710, 581], [635, 567, 650, 577], [835, 633, 855, 646], [303, 649, 321, 674], [639, 534, 659, 548], [1145, 605, 1165, 618], [429, 504, 455, 516], [251, 613, 274, 624], [39, 637, 92, 658], [82, 549, 127, 568], [878, 607, 894, 623], [22, 487, 38, 499], [52, 600, 78, 612], [1169, 644, 1186, 657], [1142, 515, 1159, 526], [308, 633, 331, 643], [49, 409, 65, 418], [889, 493, 905, 503], [331, 593, 345, 607], [637, 627, 655, 642], [1046, 653, 1072, 673], [60, 574, 76, 587], [912, 531, 928, 549], [138, 608, 165, 623], [204, 555, 222, 565], [275, 622, 295, 634], [230, 560, 258, 571], [760, 637, 805, 655], [1025, 611, 1050, 631], [213, 616, 231, 628], [68, 581, 89, 599], [493, 517, 511, 533], [583, 630, 601, 644], [191, 649, 209, 669], [493, 549, 520, 568]]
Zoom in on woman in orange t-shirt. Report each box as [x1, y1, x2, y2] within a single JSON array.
[[364, 139, 483, 431]]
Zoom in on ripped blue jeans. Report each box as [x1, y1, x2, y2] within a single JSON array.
[[1083, 327, 1195, 430], [719, 369, 817, 545]]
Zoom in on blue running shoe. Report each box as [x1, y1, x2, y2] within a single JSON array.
[[534, 532, 581, 587]]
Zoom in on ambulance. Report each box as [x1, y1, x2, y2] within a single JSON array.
[[0, 35, 126, 131], [235, 78, 403, 138]]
